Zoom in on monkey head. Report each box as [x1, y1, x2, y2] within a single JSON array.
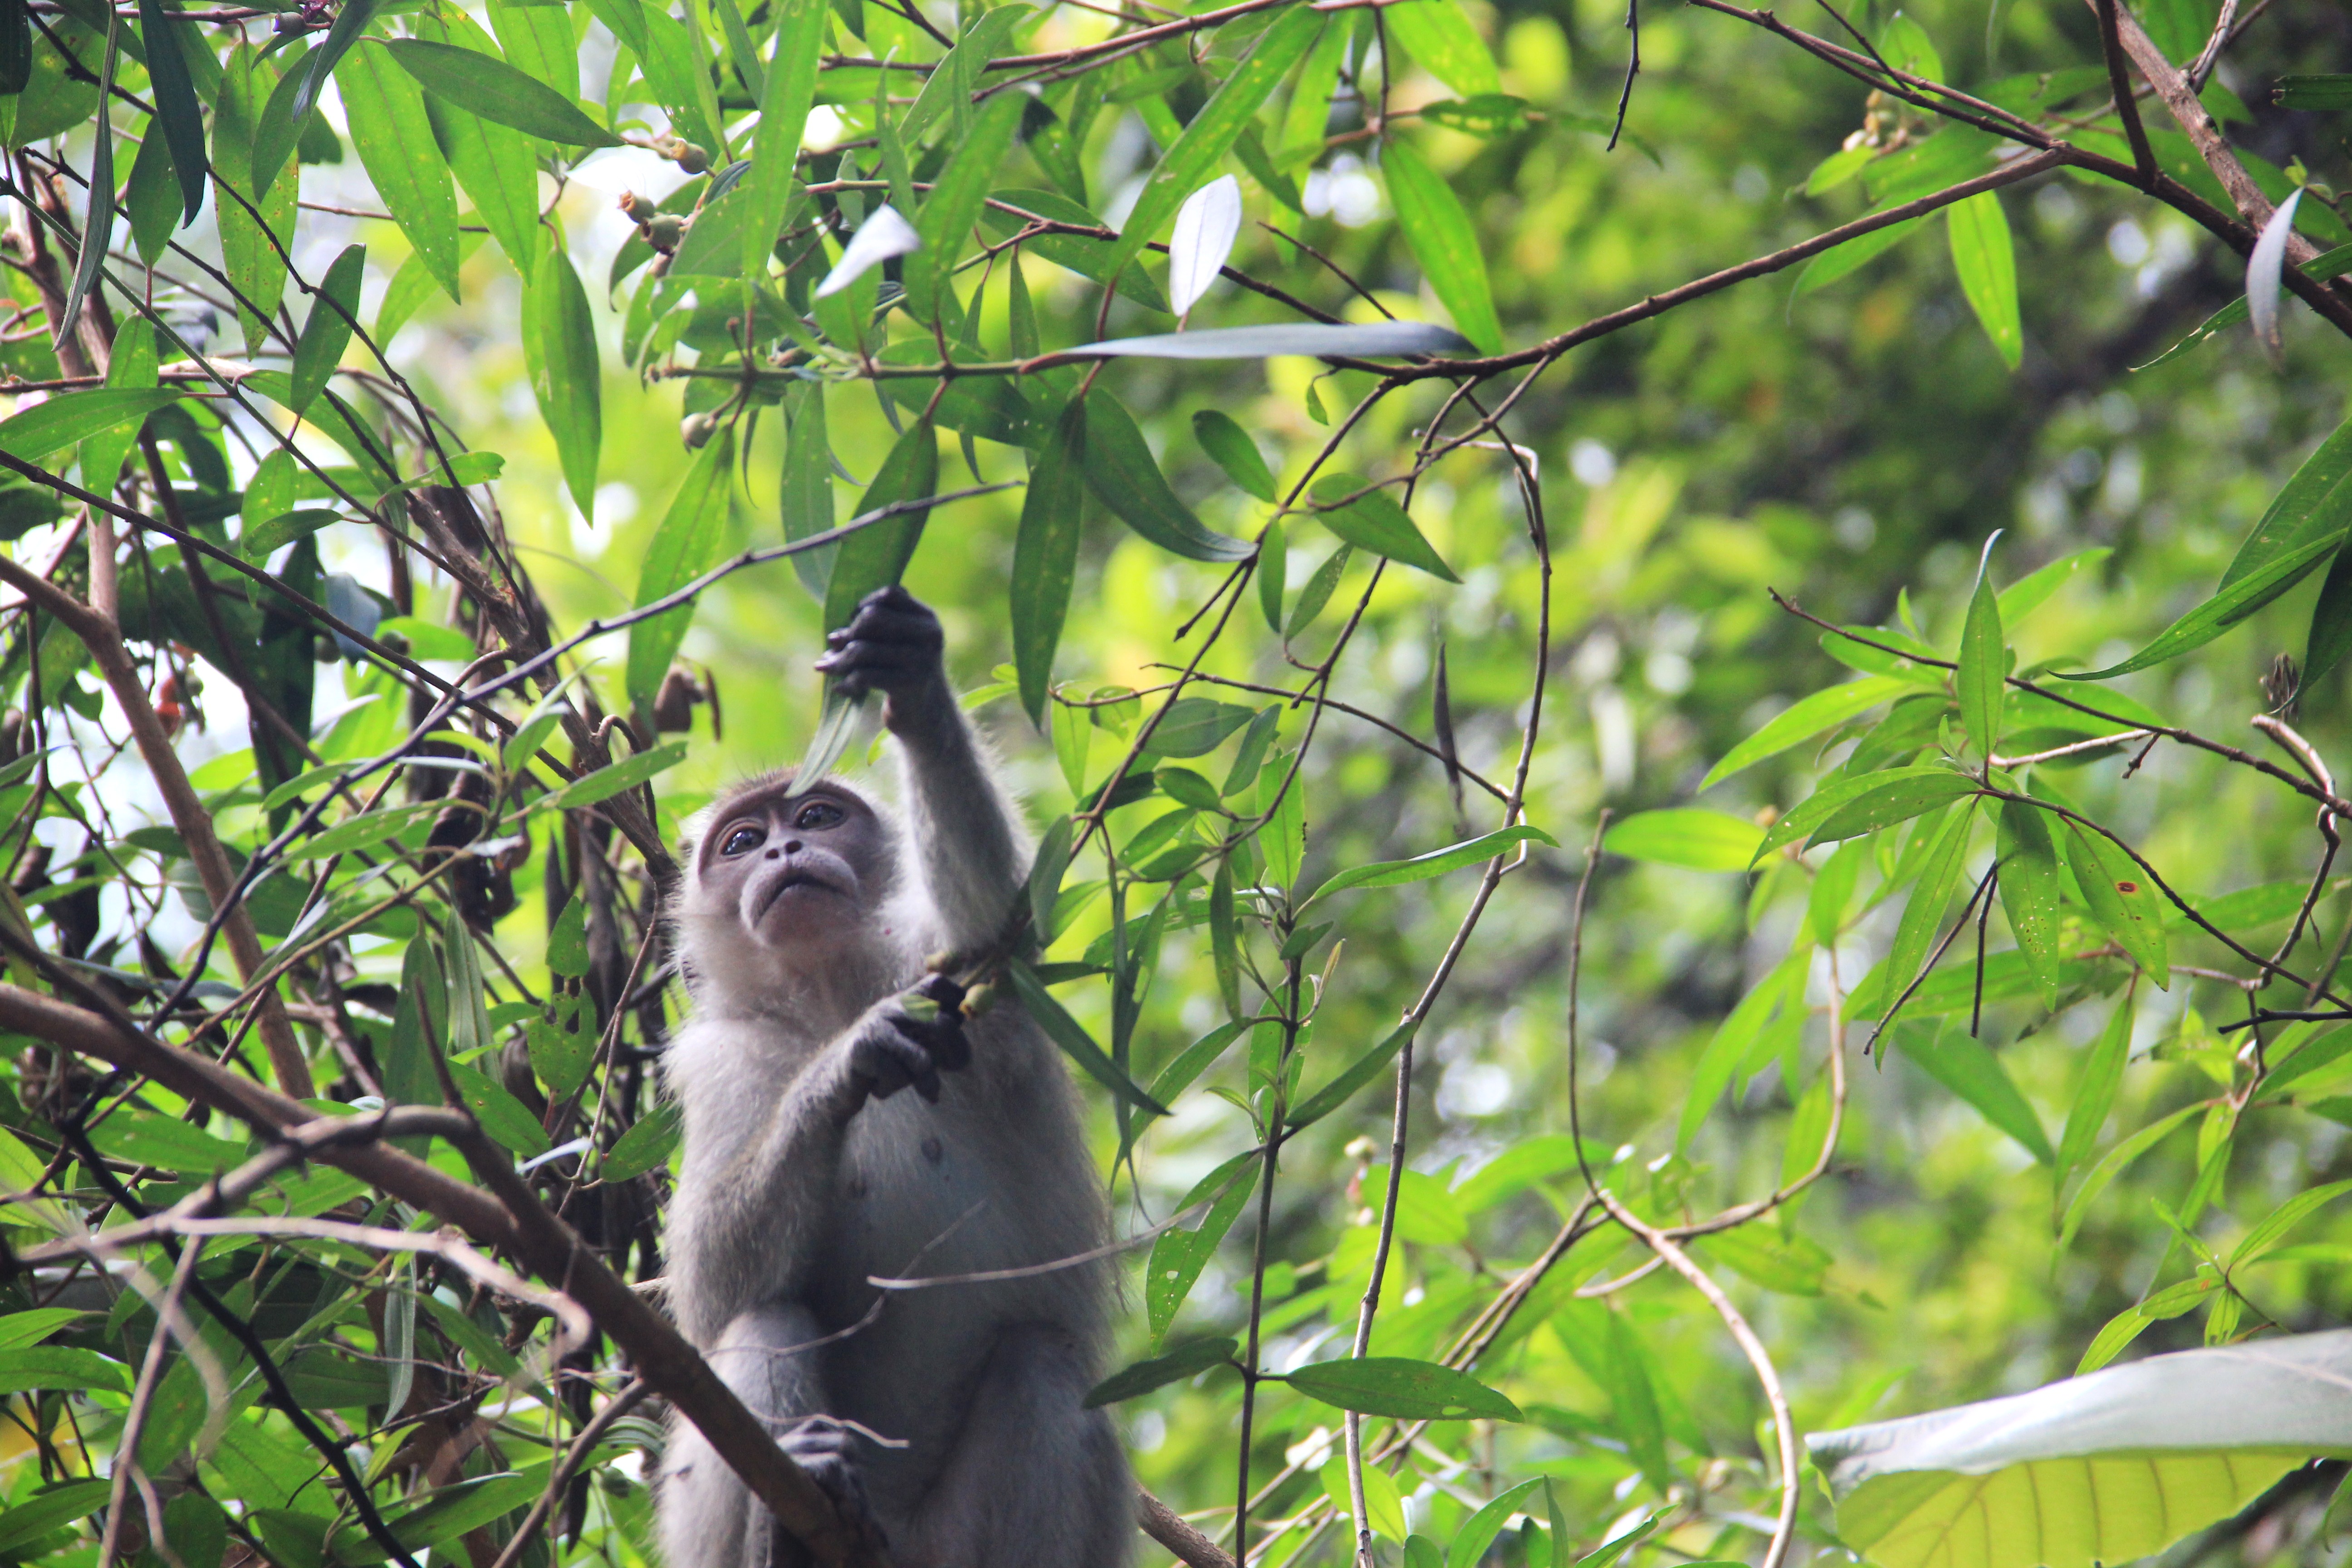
[[674, 771, 906, 1005]]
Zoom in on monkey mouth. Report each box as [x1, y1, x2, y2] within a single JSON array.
[[753, 869, 839, 921]]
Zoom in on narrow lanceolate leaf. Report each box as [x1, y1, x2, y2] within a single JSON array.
[[1309, 474, 1458, 580], [0, 388, 183, 462], [814, 203, 921, 299], [1896, 1022, 2053, 1164], [54, 14, 115, 357], [1382, 137, 1503, 355], [1754, 765, 1970, 860], [1194, 410, 1277, 501], [1103, 5, 1326, 284], [2056, 995, 2133, 1191], [1085, 1338, 1238, 1406], [1800, 770, 1979, 850], [2223, 408, 2352, 592], [384, 39, 623, 147], [137, 0, 206, 221], [2061, 820, 2167, 985], [1700, 676, 1907, 789], [1284, 1357, 1521, 1422], [1146, 1152, 1258, 1341], [1382, 0, 1501, 98], [1285, 1020, 1417, 1130], [823, 418, 937, 631], [904, 91, 1024, 326], [538, 740, 688, 811], [1947, 191, 2021, 370], [1168, 174, 1243, 317], [780, 381, 834, 601], [215, 45, 296, 353], [1084, 395, 1252, 561], [1998, 798, 2063, 999], [525, 245, 601, 516], [1810, 1329, 2352, 1568], [337, 42, 462, 300], [742, 0, 825, 283], [1061, 320, 1473, 362], [2248, 188, 2303, 367], [1679, 952, 1803, 1152], [2066, 529, 2347, 681], [289, 243, 363, 416], [1880, 800, 1976, 1009], [409, 16, 542, 271], [1957, 539, 2005, 760], [1005, 957, 1170, 1115], [1300, 826, 1554, 912], [1013, 403, 1088, 725], [625, 427, 737, 718], [2308, 542, 2352, 686], [1604, 808, 1766, 872]]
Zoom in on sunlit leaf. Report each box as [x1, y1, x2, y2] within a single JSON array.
[[1083, 1337, 1236, 1406], [1308, 473, 1458, 581], [1700, 676, 1908, 789], [1947, 191, 2021, 369], [1284, 1357, 1521, 1421], [384, 39, 622, 147], [625, 428, 737, 718], [1383, 137, 1502, 355]]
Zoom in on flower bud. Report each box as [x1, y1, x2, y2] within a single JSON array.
[[680, 412, 717, 449]]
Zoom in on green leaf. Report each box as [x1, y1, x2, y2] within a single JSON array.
[[525, 244, 602, 516], [1947, 191, 2021, 369], [214, 44, 295, 353], [1698, 1225, 1833, 1295], [1678, 950, 1803, 1152], [780, 381, 836, 601], [385, 38, 621, 146], [0, 1308, 89, 1351], [1446, 1480, 1546, 1568], [0, 387, 181, 463], [1754, 765, 1971, 861], [538, 740, 688, 811], [1323, 1457, 1411, 1544], [1382, 137, 1502, 355], [136, 0, 207, 221], [1810, 1330, 2352, 1568], [1063, 320, 1471, 362], [1997, 797, 2063, 999], [1012, 404, 1089, 725], [1210, 860, 1242, 1017], [1381, 0, 1500, 99], [2056, 996, 2133, 1191], [290, 243, 364, 416], [1005, 957, 1170, 1115], [1308, 473, 1458, 581], [1085, 395, 1253, 561], [285, 799, 446, 860], [1285, 1020, 1418, 1130], [2303, 542, 2352, 686], [54, 15, 115, 356], [1101, 6, 1326, 286], [602, 1101, 681, 1181], [1604, 808, 1766, 871], [899, 5, 1032, 146], [1083, 1337, 1236, 1406], [1146, 1151, 1257, 1341], [1194, 410, 1278, 501], [978, 188, 1172, 314], [2061, 820, 2168, 986], [904, 90, 1025, 326], [2067, 529, 2348, 681], [338, 40, 461, 299], [1998, 547, 2112, 626], [0, 1345, 131, 1396], [1142, 698, 1256, 759], [447, 1061, 551, 1155], [1880, 800, 1977, 1009], [1794, 212, 1930, 294], [0, 1481, 113, 1554], [1284, 1356, 1521, 1421], [1700, 676, 1908, 789], [1958, 544, 2005, 759], [740, 0, 824, 281], [828, 423, 936, 630], [335, 1468, 553, 1563], [2058, 1102, 2201, 1251], [1895, 1021, 2054, 1164], [1301, 826, 1554, 912], [409, 16, 542, 270], [86, 1106, 249, 1171], [626, 428, 737, 718]]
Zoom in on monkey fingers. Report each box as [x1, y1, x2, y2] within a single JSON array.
[[812, 588, 946, 701], [847, 1014, 945, 1103], [770, 1418, 881, 1568], [887, 1000, 971, 1078]]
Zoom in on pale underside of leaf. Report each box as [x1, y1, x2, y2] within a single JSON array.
[[1168, 174, 1243, 318], [815, 203, 921, 299], [1057, 321, 1473, 361]]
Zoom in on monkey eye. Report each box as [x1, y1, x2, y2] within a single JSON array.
[[718, 823, 765, 857], [793, 799, 847, 830]]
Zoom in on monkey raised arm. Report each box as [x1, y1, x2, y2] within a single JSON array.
[[817, 587, 1030, 955]]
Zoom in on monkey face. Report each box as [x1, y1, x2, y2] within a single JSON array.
[[693, 780, 893, 956]]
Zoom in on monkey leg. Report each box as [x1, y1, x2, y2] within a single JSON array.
[[896, 1323, 1133, 1568], [659, 1303, 872, 1568]]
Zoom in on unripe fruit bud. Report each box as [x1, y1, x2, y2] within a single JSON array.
[[960, 982, 995, 1019], [646, 214, 685, 252], [619, 190, 655, 223], [651, 133, 687, 160], [676, 143, 710, 176], [680, 412, 717, 449]]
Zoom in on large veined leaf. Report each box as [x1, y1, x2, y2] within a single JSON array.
[[1809, 1329, 2352, 1568], [1058, 321, 1472, 362]]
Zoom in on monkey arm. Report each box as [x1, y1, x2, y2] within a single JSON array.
[[890, 693, 1031, 956]]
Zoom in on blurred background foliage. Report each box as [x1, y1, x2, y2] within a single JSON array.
[[4, 0, 2352, 1560]]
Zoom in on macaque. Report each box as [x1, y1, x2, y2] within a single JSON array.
[[657, 587, 1132, 1568]]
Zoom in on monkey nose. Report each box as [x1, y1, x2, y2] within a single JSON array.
[[783, 839, 804, 853]]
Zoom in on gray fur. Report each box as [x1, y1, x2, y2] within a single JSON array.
[[657, 688, 1132, 1568]]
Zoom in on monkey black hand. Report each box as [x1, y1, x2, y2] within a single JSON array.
[[813, 585, 955, 740], [840, 974, 971, 1113]]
